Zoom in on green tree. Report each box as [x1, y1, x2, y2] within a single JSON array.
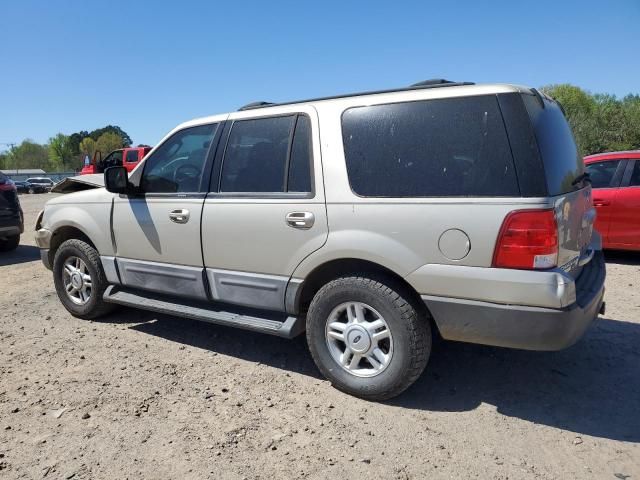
[[79, 137, 98, 158], [540, 84, 598, 155], [0, 152, 8, 170], [95, 132, 123, 156], [7, 140, 50, 171], [89, 125, 132, 147], [48, 133, 75, 170]]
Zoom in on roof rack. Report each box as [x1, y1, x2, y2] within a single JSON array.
[[237, 79, 475, 111], [238, 101, 274, 111]]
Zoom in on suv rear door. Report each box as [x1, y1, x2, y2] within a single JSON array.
[[201, 105, 328, 311]]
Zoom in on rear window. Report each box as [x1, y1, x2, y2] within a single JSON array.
[[341, 95, 519, 197], [125, 150, 139, 163], [522, 94, 583, 196]]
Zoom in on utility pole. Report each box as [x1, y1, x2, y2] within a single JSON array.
[[0, 143, 17, 175]]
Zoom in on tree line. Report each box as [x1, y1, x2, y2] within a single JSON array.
[[541, 84, 640, 156], [0, 126, 134, 172]]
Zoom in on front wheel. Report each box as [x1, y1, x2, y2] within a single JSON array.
[[53, 239, 114, 319], [28, 188, 34, 194], [306, 276, 431, 400]]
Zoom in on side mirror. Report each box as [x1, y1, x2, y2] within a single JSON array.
[[104, 166, 129, 194]]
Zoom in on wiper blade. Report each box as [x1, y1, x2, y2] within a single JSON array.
[[572, 172, 591, 187]]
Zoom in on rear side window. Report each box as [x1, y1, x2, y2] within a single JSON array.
[[341, 96, 519, 197], [125, 150, 139, 163], [220, 114, 313, 194], [585, 160, 621, 188], [522, 94, 584, 196], [629, 161, 640, 187]]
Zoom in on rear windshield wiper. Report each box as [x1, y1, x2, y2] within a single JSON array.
[[572, 171, 591, 187]]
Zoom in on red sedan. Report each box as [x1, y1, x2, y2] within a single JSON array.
[[584, 150, 640, 251]]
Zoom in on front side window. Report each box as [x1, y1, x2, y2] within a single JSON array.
[[103, 150, 123, 169], [341, 95, 518, 197], [142, 124, 217, 193], [585, 160, 621, 188], [220, 114, 313, 194]]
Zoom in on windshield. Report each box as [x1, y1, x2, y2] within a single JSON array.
[[522, 93, 584, 196]]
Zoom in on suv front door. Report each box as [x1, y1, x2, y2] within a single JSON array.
[[111, 121, 223, 299], [202, 106, 328, 311]]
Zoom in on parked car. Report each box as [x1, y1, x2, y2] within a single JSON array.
[[0, 172, 23, 251], [14, 180, 48, 194], [80, 146, 152, 175], [25, 177, 55, 192], [35, 80, 605, 400], [584, 150, 640, 251]]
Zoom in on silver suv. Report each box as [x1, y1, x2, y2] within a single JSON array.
[[35, 80, 606, 400]]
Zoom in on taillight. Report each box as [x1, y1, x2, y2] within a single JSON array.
[[0, 181, 16, 192], [492, 209, 558, 270]]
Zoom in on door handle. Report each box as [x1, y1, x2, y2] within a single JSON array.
[[286, 211, 314, 229], [169, 209, 190, 224], [593, 199, 610, 207]]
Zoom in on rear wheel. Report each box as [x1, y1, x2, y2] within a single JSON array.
[[306, 276, 431, 400], [53, 239, 114, 319], [0, 235, 20, 252]]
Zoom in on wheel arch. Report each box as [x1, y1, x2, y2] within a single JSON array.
[[48, 225, 98, 267], [291, 258, 433, 326]]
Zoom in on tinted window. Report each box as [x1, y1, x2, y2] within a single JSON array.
[[221, 116, 294, 193], [287, 115, 313, 193], [585, 160, 620, 188], [125, 150, 139, 163], [142, 124, 217, 193], [522, 94, 583, 196], [103, 151, 123, 169], [0, 172, 8, 183], [629, 161, 640, 187], [341, 96, 518, 197]]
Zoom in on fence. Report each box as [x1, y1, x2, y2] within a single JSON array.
[[6, 171, 79, 183]]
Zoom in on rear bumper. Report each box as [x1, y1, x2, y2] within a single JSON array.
[[422, 251, 606, 351], [0, 225, 21, 238]]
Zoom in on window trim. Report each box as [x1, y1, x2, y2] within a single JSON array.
[[138, 122, 222, 198], [621, 159, 640, 188], [211, 112, 315, 199], [340, 95, 520, 199]]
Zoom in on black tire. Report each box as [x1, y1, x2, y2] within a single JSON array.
[[0, 235, 20, 252], [306, 276, 431, 401], [52, 239, 115, 319], [28, 188, 34, 194]]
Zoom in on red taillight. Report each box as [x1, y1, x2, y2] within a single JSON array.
[[492, 209, 558, 270], [0, 181, 16, 192]]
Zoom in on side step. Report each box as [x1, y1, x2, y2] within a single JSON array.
[[103, 286, 304, 338]]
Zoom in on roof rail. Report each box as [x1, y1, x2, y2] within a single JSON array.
[[238, 101, 274, 111], [237, 79, 475, 111]]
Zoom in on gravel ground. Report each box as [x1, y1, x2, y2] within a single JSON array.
[[1, 193, 639, 479]]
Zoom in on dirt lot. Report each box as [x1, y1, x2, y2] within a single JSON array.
[[1, 193, 639, 479]]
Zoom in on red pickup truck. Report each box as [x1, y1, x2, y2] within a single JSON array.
[[80, 146, 151, 175]]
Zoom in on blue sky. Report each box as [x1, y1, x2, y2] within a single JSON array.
[[0, 0, 638, 148]]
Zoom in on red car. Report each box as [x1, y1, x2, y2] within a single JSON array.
[[584, 150, 640, 251], [80, 146, 151, 175]]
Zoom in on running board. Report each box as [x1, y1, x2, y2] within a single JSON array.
[[103, 286, 304, 338]]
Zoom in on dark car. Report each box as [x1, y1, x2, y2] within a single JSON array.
[[14, 180, 47, 194], [0, 172, 24, 251]]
